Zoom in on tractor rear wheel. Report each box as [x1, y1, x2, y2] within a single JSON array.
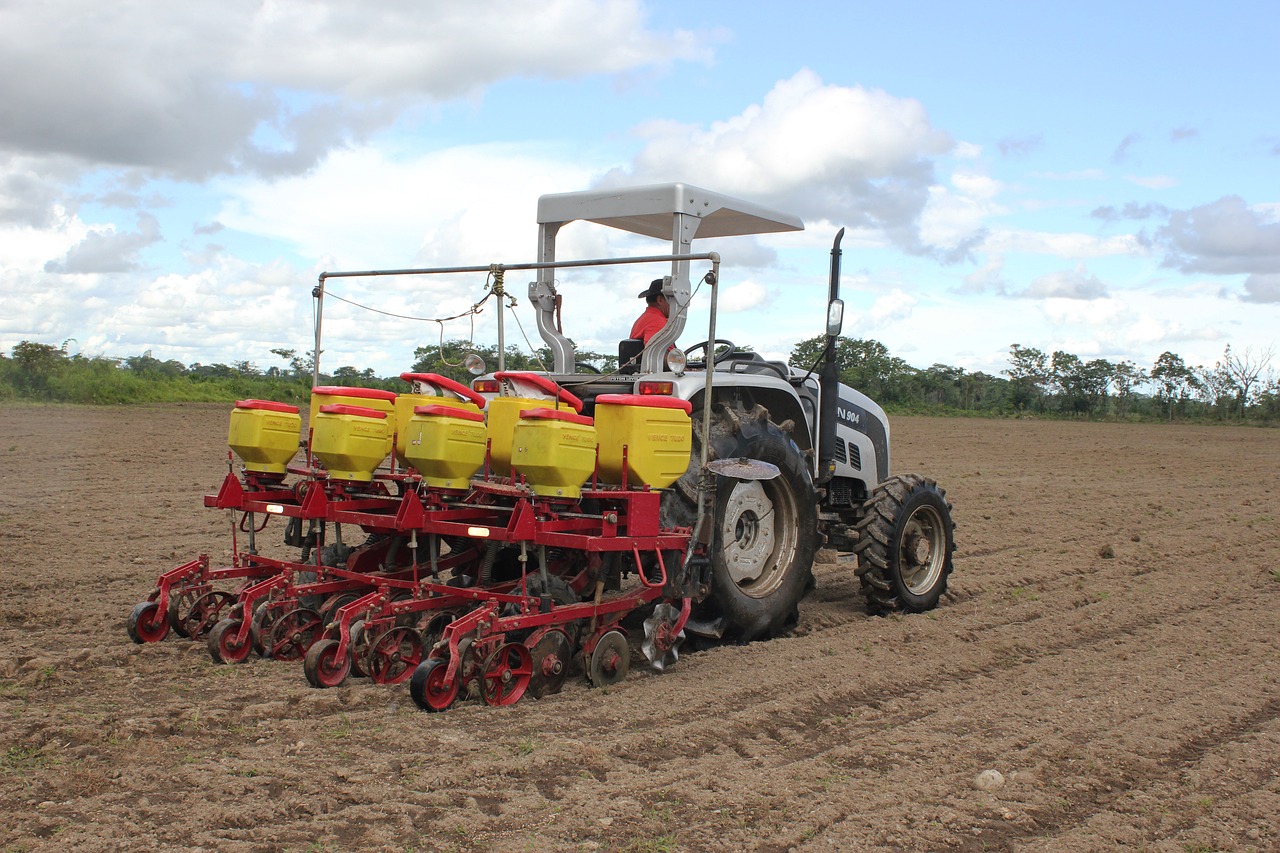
[[853, 474, 955, 613], [673, 403, 819, 643]]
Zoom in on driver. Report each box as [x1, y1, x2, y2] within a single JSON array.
[[630, 279, 669, 344]]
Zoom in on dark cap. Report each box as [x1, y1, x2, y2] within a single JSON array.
[[638, 278, 665, 299]]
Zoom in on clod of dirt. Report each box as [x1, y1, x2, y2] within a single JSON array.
[[1098, 545, 1116, 559], [1131, 534, 1141, 542], [974, 769, 1005, 791]]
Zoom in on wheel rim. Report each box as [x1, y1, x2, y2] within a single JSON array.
[[183, 591, 236, 639], [368, 627, 423, 685], [899, 504, 947, 595], [718, 478, 798, 597], [268, 608, 323, 661], [588, 631, 630, 687], [479, 643, 532, 706]]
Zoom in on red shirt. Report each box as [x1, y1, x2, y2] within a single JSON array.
[[630, 305, 667, 343]]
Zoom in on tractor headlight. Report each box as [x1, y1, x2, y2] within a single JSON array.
[[665, 347, 687, 376]]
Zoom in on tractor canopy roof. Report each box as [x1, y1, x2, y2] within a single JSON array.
[[536, 182, 803, 241]]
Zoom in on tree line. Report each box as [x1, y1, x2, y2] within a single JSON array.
[[2, 336, 1277, 424], [787, 336, 1279, 423]]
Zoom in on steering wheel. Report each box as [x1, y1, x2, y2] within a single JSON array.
[[684, 339, 739, 368], [574, 361, 602, 374]]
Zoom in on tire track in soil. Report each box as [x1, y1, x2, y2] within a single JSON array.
[[483, 528, 1280, 848], [680, 532, 1269, 742], [604, 614, 1274, 845], [998, 702, 1280, 852], [513, 569, 1276, 778], [418, 570, 1278, 850]]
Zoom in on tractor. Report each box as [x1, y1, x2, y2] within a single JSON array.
[[125, 182, 955, 708], [471, 182, 957, 644]]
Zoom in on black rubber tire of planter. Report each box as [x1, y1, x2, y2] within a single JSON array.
[[697, 403, 819, 642], [505, 574, 583, 646], [853, 474, 955, 614]]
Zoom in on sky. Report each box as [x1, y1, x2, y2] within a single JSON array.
[[1, 0, 1277, 381]]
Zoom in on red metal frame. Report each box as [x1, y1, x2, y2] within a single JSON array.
[[132, 429, 697, 709]]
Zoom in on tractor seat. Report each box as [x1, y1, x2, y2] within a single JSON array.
[[618, 338, 644, 374]]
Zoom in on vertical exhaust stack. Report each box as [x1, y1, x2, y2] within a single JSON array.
[[816, 228, 845, 485]]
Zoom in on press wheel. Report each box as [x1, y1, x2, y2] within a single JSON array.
[[366, 626, 423, 685], [207, 618, 252, 664], [303, 638, 351, 688], [266, 607, 323, 661], [126, 600, 169, 644], [478, 643, 532, 706], [409, 657, 458, 712]]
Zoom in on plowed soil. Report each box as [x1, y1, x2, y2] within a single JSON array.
[[2, 404, 1278, 852]]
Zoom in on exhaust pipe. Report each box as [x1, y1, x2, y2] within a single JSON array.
[[816, 228, 844, 485]]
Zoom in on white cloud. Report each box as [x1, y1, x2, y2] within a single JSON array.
[[1020, 264, 1109, 300], [984, 229, 1146, 258], [960, 253, 1007, 294], [599, 68, 955, 255], [1125, 313, 1221, 346], [870, 289, 916, 324], [0, 0, 708, 178], [217, 144, 593, 268], [44, 213, 162, 274], [1041, 295, 1124, 325], [950, 172, 1002, 200], [918, 171, 1003, 252], [719, 279, 769, 313], [1158, 195, 1280, 275], [0, 207, 88, 271], [238, 0, 710, 99]]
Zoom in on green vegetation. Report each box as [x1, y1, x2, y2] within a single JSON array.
[[788, 337, 1278, 423], [2, 743, 54, 776], [2, 336, 1276, 424]]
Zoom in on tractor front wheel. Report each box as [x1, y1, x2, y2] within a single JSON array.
[[853, 474, 955, 613]]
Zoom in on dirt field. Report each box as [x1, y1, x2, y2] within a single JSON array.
[[1, 404, 1277, 852]]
